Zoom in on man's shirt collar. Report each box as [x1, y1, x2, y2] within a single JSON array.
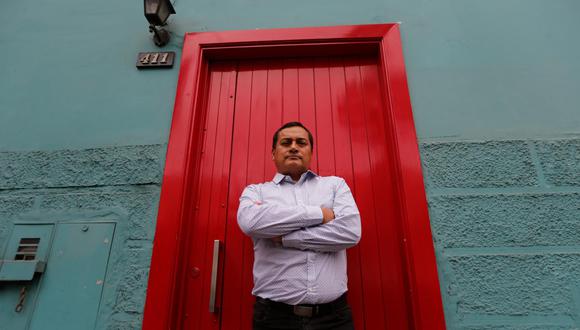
[[273, 170, 318, 185]]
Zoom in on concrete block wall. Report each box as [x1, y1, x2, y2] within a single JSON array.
[[2, 138, 578, 329], [1, 139, 578, 330], [421, 137, 580, 329], [0, 145, 164, 330]]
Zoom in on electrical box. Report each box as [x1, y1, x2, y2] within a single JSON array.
[[0, 225, 53, 281], [0, 224, 54, 330], [0, 222, 115, 330]]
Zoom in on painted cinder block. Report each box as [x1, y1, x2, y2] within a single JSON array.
[[114, 266, 151, 313], [0, 144, 164, 189], [446, 254, 580, 316], [36, 187, 160, 240], [114, 248, 153, 313], [107, 312, 144, 330], [536, 139, 580, 187], [0, 194, 36, 216], [423, 138, 580, 329], [429, 193, 580, 248], [421, 141, 538, 188]]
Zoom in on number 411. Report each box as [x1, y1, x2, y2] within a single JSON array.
[[140, 53, 169, 64]]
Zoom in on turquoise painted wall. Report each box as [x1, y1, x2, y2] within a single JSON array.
[[1, 0, 579, 151], [1, 0, 579, 329], [422, 138, 580, 329]]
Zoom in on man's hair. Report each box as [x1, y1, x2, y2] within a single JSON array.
[[272, 121, 314, 150]]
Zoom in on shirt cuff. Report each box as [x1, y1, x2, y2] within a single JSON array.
[[302, 205, 323, 227]]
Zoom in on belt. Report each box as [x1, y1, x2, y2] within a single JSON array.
[[256, 293, 347, 318]]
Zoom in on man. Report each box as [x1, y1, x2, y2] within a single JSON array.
[[237, 122, 362, 330]]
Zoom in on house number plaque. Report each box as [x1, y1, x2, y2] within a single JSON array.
[[136, 51, 175, 69]]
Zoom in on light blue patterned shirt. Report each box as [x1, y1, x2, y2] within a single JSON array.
[[237, 170, 361, 305]]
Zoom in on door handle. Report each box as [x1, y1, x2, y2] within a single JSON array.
[[209, 240, 221, 313]]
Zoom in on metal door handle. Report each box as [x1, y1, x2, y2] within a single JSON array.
[[209, 240, 220, 313]]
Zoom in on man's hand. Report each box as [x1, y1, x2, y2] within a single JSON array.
[[271, 236, 282, 243], [266, 208, 333, 244], [321, 207, 335, 224]]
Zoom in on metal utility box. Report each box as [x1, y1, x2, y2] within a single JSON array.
[[0, 225, 53, 281], [0, 222, 115, 330]]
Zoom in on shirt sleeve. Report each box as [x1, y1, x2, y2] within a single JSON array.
[[281, 178, 361, 252], [237, 184, 324, 239]]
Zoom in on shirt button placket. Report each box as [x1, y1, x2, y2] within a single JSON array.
[[295, 184, 303, 205], [298, 181, 313, 300], [307, 251, 315, 300]]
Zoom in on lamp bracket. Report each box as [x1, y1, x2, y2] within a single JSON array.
[[149, 25, 171, 47]]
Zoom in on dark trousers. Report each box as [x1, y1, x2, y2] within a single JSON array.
[[253, 294, 355, 330]]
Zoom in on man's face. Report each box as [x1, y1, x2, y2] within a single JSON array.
[[272, 126, 312, 178]]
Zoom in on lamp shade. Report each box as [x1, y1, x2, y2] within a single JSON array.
[[144, 0, 175, 26]]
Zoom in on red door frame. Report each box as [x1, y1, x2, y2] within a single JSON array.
[[143, 24, 445, 329]]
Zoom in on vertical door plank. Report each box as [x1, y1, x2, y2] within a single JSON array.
[[328, 58, 353, 182], [247, 61, 268, 188], [346, 58, 387, 329], [210, 62, 238, 329], [282, 59, 299, 122], [313, 58, 335, 176], [241, 60, 269, 329], [330, 59, 364, 329], [297, 58, 318, 173], [200, 63, 236, 329], [265, 60, 283, 178], [180, 66, 224, 329], [221, 62, 254, 330], [362, 60, 412, 329]]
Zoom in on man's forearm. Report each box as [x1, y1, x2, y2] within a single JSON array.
[[238, 185, 324, 238], [281, 178, 362, 252], [281, 212, 361, 252], [238, 202, 323, 238]]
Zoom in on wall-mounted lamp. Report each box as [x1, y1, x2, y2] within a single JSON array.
[[144, 0, 175, 47]]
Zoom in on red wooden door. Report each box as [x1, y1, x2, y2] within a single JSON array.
[[179, 55, 412, 329]]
